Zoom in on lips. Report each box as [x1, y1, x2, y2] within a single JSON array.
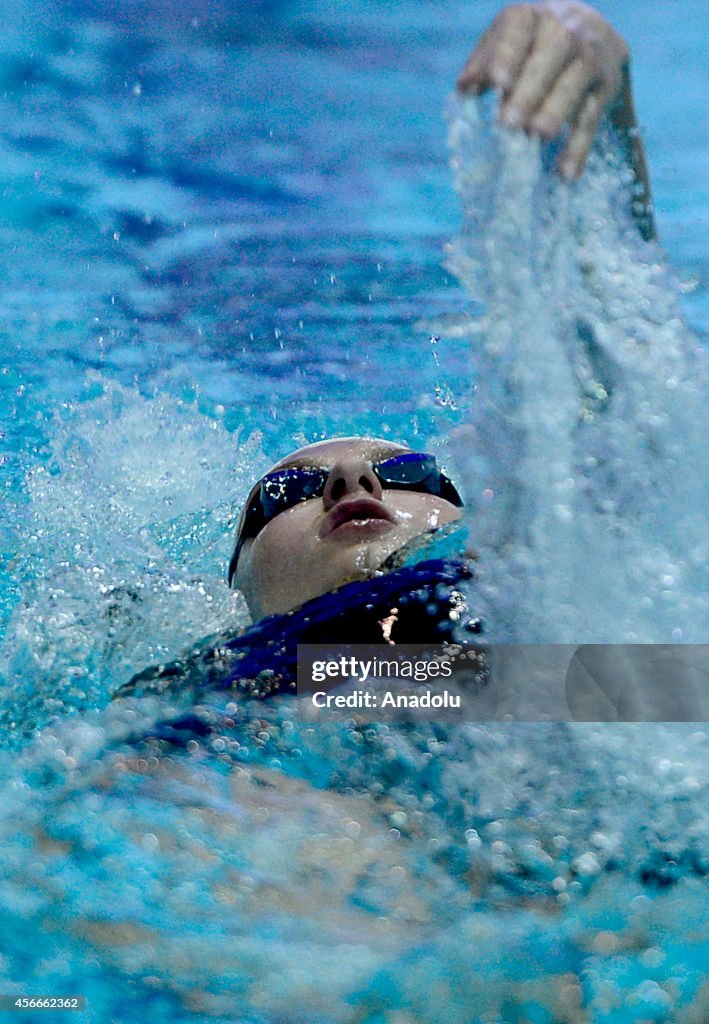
[[319, 498, 396, 539]]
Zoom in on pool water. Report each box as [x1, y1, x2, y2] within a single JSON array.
[[0, 0, 707, 1021]]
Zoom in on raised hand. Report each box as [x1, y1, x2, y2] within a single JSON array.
[[458, 1, 630, 180]]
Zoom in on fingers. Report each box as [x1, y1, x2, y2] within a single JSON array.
[[457, 29, 496, 94], [458, 5, 537, 94], [500, 16, 579, 126], [457, 2, 630, 177], [558, 87, 606, 179], [528, 57, 592, 138], [485, 5, 537, 93]]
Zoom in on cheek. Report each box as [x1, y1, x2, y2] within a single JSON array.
[[242, 503, 321, 582], [385, 493, 462, 532]]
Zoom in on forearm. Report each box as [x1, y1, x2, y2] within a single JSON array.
[[608, 65, 655, 242]]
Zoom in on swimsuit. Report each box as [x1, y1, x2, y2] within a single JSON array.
[[117, 557, 478, 704]]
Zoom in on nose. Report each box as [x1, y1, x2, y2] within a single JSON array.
[[322, 458, 383, 510]]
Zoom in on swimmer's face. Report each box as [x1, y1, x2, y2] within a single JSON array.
[[233, 437, 463, 619]]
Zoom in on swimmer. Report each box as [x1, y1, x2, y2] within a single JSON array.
[[119, 0, 656, 699], [229, 1, 655, 622], [120, 437, 473, 699], [228, 2, 659, 622]]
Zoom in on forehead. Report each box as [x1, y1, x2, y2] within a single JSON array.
[[270, 436, 410, 472]]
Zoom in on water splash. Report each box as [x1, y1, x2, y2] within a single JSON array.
[[445, 94, 707, 642], [0, 700, 706, 1022], [0, 375, 264, 745]]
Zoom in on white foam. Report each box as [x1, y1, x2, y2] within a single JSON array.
[[0, 375, 265, 739], [445, 95, 707, 643]]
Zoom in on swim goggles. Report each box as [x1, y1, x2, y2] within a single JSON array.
[[228, 451, 463, 585]]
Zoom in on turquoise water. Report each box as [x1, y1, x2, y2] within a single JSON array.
[[0, 0, 707, 1020]]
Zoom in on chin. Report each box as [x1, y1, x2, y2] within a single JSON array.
[[245, 536, 409, 619]]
